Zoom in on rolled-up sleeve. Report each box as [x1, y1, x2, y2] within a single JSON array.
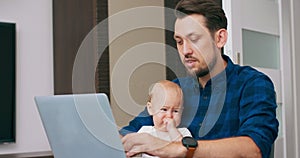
[[237, 75, 279, 158], [119, 107, 153, 136]]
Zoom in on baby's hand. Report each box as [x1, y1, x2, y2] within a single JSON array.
[[164, 118, 177, 131], [163, 118, 182, 141]]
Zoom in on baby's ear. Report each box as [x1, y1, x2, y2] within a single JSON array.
[[146, 101, 154, 115]]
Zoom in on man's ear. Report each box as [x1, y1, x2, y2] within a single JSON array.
[[146, 101, 154, 115], [215, 28, 228, 49]]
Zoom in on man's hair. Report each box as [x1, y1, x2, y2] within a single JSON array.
[[175, 0, 227, 35]]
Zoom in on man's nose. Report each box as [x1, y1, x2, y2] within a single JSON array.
[[182, 42, 193, 56]]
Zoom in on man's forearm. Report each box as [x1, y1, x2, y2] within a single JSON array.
[[153, 136, 261, 158], [193, 136, 261, 158]]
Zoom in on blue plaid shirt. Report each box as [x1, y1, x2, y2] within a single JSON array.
[[119, 55, 278, 158]]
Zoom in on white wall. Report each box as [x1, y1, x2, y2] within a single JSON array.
[[0, 0, 53, 154], [292, 0, 300, 156], [278, 0, 300, 157]]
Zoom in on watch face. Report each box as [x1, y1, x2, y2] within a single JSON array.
[[182, 136, 198, 148]]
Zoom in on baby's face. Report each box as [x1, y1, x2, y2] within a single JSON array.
[[150, 89, 183, 132]]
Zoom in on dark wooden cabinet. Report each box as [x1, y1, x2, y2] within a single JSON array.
[[53, 0, 109, 96]]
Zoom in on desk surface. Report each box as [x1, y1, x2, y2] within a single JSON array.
[[0, 151, 53, 158]]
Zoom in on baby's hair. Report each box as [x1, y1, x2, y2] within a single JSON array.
[[147, 80, 183, 105]]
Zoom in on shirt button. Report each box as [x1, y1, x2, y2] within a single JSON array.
[[203, 96, 208, 99]]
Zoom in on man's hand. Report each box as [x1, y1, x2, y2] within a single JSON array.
[[122, 133, 168, 157], [121, 133, 186, 157]]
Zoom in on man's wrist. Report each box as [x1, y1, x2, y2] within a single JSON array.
[[180, 142, 189, 157], [175, 141, 189, 157], [153, 141, 187, 158]]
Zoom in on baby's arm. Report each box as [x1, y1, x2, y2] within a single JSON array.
[[164, 118, 183, 142]]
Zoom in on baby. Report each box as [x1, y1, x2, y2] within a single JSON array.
[[137, 80, 192, 158]]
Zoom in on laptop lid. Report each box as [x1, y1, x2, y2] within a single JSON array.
[[35, 93, 126, 158]]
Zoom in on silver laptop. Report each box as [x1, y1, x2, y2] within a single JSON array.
[[35, 93, 126, 158]]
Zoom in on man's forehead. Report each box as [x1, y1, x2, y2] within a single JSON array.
[[174, 14, 208, 37]]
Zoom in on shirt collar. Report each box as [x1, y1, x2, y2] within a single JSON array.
[[205, 55, 233, 89]]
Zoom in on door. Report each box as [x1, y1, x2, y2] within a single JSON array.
[[223, 0, 284, 157]]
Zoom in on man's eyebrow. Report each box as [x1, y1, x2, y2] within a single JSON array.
[[173, 34, 181, 39], [173, 32, 199, 39], [187, 32, 200, 38]]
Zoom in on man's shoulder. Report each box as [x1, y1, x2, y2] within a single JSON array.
[[232, 64, 270, 81], [224, 55, 268, 80], [230, 64, 275, 90]]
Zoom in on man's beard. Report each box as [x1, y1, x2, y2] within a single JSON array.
[[195, 67, 210, 77], [186, 55, 217, 78], [186, 65, 209, 77]]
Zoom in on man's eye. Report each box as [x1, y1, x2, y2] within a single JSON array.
[[190, 38, 199, 43], [189, 35, 201, 43], [175, 39, 183, 45]]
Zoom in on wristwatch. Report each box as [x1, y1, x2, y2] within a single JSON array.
[[181, 136, 198, 158]]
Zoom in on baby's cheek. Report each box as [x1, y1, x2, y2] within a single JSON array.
[[174, 116, 182, 126], [153, 115, 165, 125]]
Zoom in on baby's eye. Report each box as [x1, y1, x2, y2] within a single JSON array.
[[160, 108, 167, 112]]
